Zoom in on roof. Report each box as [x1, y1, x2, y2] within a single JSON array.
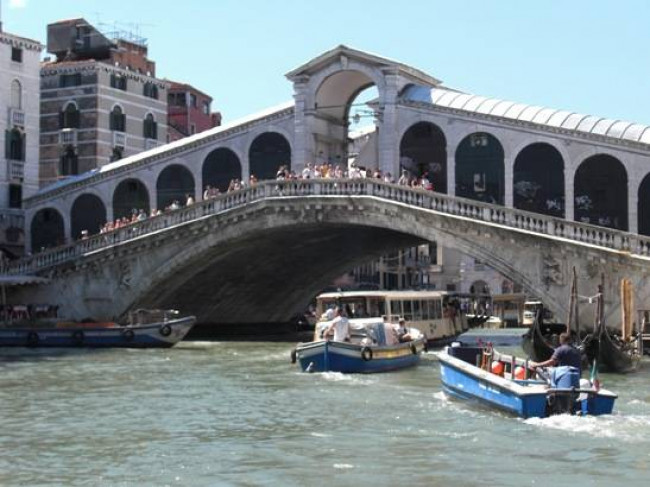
[[286, 44, 442, 87], [0, 30, 43, 48], [317, 290, 451, 300], [401, 85, 650, 146], [165, 79, 213, 101]]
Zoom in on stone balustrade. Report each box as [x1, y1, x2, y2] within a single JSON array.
[[3, 179, 649, 276]]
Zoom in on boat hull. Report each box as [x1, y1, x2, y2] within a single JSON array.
[[296, 339, 425, 373], [0, 317, 196, 348]]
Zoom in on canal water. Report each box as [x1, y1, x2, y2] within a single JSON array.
[[1, 342, 649, 486]]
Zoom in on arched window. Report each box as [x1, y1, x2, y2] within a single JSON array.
[[59, 103, 80, 129], [10, 79, 21, 109], [400, 122, 447, 193], [60, 146, 78, 176], [249, 132, 291, 180], [31, 208, 65, 252], [156, 164, 195, 210], [71, 194, 106, 239], [4, 128, 25, 161], [203, 148, 242, 192], [110, 105, 126, 132], [455, 132, 505, 205], [143, 82, 159, 99], [143, 113, 157, 140], [513, 143, 565, 217]]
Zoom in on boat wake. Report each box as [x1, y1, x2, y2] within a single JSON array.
[[525, 413, 650, 442], [319, 371, 377, 385]]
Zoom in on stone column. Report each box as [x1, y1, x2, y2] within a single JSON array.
[[628, 177, 637, 234], [564, 165, 574, 222], [291, 77, 312, 171], [377, 71, 400, 176], [504, 154, 514, 208], [446, 143, 457, 196]]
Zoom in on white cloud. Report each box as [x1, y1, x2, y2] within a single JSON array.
[[9, 0, 28, 9]]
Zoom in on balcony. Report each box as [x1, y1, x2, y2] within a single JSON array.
[[113, 131, 126, 148], [8, 108, 25, 127], [145, 138, 159, 150], [59, 128, 77, 146], [6, 159, 24, 182]]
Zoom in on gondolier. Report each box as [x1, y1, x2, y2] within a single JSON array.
[[529, 332, 581, 388]]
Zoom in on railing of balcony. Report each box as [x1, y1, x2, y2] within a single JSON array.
[[3, 179, 650, 276]]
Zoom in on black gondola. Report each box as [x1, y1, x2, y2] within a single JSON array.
[[583, 321, 640, 374], [521, 309, 562, 362]]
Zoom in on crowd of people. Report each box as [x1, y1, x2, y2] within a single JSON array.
[[80, 163, 433, 240]]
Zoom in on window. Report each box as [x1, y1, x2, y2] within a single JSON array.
[[111, 146, 123, 162], [143, 114, 157, 140], [59, 146, 78, 176], [109, 106, 126, 132], [5, 128, 25, 161], [60, 73, 82, 88], [168, 93, 185, 107], [110, 74, 127, 91], [390, 300, 401, 316], [11, 47, 23, 63], [143, 82, 158, 99], [202, 101, 210, 115], [59, 103, 80, 129], [10, 80, 22, 109], [9, 185, 22, 208], [189, 93, 197, 107], [190, 123, 196, 135]]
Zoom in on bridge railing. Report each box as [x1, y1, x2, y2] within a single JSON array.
[[3, 178, 650, 275]]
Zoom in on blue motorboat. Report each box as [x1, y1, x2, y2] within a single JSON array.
[[293, 318, 426, 373], [0, 311, 195, 348], [436, 344, 617, 418]]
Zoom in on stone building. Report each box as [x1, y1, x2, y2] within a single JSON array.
[[39, 18, 168, 187], [0, 25, 42, 256], [166, 81, 221, 143]]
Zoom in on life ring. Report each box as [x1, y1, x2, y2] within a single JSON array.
[[159, 324, 172, 337], [290, 348, 297, 364], [26, 331, 39, 347], [410, 343, 418, 355], [361, 347, 373, 361], [122, 329, 135, 341], [72, 330, 85, 344]]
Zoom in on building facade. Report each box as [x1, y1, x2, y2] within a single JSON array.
[[166, 81, 221, 143], [0, 27, 42, 256], [39, 19, 168, 187]]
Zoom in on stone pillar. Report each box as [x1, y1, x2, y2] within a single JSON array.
[[628, 177, 637, 234], [377, 71, 400, 176], [565, 165, 574, 222], [504, 154, 514, 208], [292, 77, 312, 172], [447, 143, 457, 196]]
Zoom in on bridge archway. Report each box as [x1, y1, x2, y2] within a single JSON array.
[[31, 208, 64, 252], [157, 164, 195, 210], [71, 193, 106, 239], [455, 132, 505, 204], [113, 178, 150, 219], [574, 154, 627, 230], [513, 142, 565, 217], [203, 147, 242, 192], [249, 132, 291, 180], [638, 173, 650, 236], [400, 121, 447, 192]]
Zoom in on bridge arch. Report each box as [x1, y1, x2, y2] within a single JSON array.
[[399, 121, 447, 193], [513, 142, 565, 217], [202, 147, 242, 192], [248, 132, 292, 180], [638, 172, 650, 236], [31, 208, 64, 252], [113, 178, 150, 219], [574, 154, 628, 230], [455, 132, 505, 204], [156, 164, 195, 210], [71, 193, 106, 239]]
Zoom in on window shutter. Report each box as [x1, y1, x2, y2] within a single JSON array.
[[4, 130, 10, 159], [21, 133, 26, 161], [59, 111, 65, 129], [121, 114, 126, 132], [73, 110, 80, 129]]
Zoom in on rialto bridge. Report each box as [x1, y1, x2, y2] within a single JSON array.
[[6, 46, 650, 327]]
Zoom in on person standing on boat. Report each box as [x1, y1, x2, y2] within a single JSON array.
[[529, 333, 581, 388], [322, 309, 350, 342]]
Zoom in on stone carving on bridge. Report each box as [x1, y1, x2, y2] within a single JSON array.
[[541, 252, 566, 288], [118, 261, 132, 289]]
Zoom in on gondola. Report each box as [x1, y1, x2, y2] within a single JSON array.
[[583, 322, 640, 374], [521, 309, 565, 362]]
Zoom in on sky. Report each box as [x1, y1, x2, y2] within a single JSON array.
[[3, 0, 650, 126]]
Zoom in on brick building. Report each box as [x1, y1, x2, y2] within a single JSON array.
[[166, 81, 221, 142]]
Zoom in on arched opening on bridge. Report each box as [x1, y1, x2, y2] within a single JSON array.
[[157, 164, 195, 210], [113, 178, 150, 219], [346, 85, 379, 170], [202, 148, 242, 193], [574, 154, 627, 230], [455, 133, 504, 204], [400, 122, 447, 193], [31, 208, 64, 252], [638, 173, 650, 236], [513, 143, 565, 217], [249, 133, 291, 180], [71, 194, 106, 239]]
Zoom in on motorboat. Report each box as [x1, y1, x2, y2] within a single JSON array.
[[292, 318, 426, 373], [0, 309, 195, 348], [436, 344, 617, 418]]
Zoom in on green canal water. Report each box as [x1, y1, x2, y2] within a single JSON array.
[[1, 342, 650, 486]]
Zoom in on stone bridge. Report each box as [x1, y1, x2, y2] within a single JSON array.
[[6, 180, 650, 329]]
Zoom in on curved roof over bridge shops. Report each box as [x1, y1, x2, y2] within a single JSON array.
[[401, 85, 650, 147], [25, 100, 295, 206]]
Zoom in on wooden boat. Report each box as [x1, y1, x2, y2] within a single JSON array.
[[292, 318, 426, 373], [0, 310, 195, 348], [521, 310, 562, 362], [436, 344, 617, 418]]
